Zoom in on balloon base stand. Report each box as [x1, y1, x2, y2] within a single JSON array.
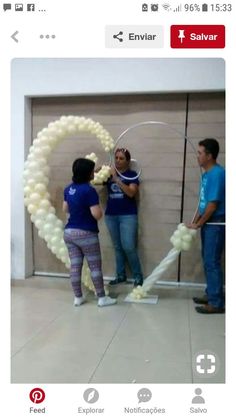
[[124, 294, 158, 304]]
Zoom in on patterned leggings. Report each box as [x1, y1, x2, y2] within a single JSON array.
[[64, 228, 105, 298]]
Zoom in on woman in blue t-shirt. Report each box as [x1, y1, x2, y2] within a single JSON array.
[[63, 158, 116, 307], [105, 148, 143, 286]]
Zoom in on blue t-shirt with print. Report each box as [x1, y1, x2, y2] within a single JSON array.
[[198, 164, 225, 217], [64, 183, 99, 232], [105, 170, 139, 216]]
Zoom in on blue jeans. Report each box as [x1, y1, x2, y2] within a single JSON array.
[[201, 223, 225, 308], [105, 214, 143, 281]]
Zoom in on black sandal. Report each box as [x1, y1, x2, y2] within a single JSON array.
[[109, 278, 126, 285]]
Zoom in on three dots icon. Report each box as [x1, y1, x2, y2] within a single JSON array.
[[39, 34, 56, 39]]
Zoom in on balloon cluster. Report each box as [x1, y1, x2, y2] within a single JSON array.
[[170, 223, 197, 251], [85, 152, 98, 163], [129, 224, 197, 300], [131, 286, 147, 300], [23, 116, 115, 290], [85, 152, 112, 185], [93, 166, 111, 185]]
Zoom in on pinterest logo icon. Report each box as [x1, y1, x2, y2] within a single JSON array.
[[29, 388, 46, 404]]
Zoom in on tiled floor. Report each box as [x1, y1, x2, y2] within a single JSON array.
[[11, 277, 225, 384]]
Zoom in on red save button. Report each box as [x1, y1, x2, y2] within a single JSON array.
[[171, 25, 225, 48]]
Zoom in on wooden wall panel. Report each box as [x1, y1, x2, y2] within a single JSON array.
[[31, 92, 225, 284]]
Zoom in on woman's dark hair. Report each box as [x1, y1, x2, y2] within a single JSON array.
[[199, 138, 220, 160], [72, 158, 95, 184], [115, 148, 131, 162]]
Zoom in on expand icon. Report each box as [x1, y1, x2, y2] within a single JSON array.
[[194, 351, 220, 376]]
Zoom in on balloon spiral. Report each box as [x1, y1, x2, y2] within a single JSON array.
[[130, 224, 197, 300]]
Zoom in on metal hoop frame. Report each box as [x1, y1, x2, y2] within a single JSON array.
[[109, 121, 202, 222]]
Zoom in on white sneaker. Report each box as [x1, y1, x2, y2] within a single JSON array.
[[74, 296, 86, 306], [98, 296, 117, 307]]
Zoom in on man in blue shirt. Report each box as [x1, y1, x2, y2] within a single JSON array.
[[188, 138, 225, 314]]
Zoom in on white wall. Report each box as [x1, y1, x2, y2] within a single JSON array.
[[11, 58, 225, 279]]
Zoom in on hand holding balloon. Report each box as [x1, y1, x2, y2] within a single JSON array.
[[170, 223, 197, 251]]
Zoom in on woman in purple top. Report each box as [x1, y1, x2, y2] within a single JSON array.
[[63, 158, 116, 307], [105, 148, 143, 286]]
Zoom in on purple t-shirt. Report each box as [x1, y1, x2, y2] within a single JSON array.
[[64, 183, 99, 232], [105, 170, 139, 216]]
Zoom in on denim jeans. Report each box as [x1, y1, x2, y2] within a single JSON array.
[[105, 214, 143, 281], [201, 223, 225, 308]]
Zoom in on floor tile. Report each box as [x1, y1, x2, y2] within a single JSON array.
[[90, 353, 192, 383], [11, 277, 225, 384]]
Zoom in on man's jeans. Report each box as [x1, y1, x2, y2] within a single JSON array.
[[105, 214, 143, 281], [201, 223, 225, 308]]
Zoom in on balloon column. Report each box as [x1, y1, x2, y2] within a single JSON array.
[[23, 116, 114, 293], [130, 224, 197, 300]]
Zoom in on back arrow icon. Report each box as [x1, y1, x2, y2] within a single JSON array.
[[11, 31, 19, 43]]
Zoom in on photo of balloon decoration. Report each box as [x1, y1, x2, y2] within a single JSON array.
[[23, 117, 199, 301]]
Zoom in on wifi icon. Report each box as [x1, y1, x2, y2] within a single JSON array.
[[162, 3, 171, 11]]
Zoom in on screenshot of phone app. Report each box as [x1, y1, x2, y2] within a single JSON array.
[[0, 0, 235, 417]]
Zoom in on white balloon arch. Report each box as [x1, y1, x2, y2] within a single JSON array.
[[23, 116, 197, 299]]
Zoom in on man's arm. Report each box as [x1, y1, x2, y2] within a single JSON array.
[[188, 202, 218, 229]]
